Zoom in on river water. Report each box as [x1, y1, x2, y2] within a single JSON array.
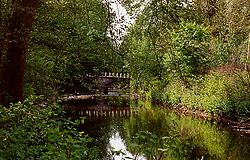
[[67, 97, 250, 160]]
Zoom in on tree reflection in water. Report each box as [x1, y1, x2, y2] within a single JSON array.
[[78, 99, 250, 160]]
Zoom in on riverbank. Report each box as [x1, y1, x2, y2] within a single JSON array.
[[158, 102, 250, 136], [132, 71, 250, 117], [78, 97, 250, 160], [132, 79, 250, 136], [172, 103, 250, 130], [60, 92, 250, 135]]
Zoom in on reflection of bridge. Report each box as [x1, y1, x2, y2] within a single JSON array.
[[65, 106, 137, 118], [87, 72, 131, 95], [78, 108, 131, 117]]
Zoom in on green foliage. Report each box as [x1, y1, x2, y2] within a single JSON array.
[[225, 72, 250, 116], [125, 17, 249, 117], [123, 29, 166, 99], [123, 107, 236, 160], [105, 96, 130, 107], [164, 73, 250, 117], [125, 32, 164, 89], [122, 0, 250, 118], [129, 131, 165, 160], [200, 74, 229, 113], [0, 97, 98, 159], [25, 0, 125, 96], [128, 130, 194, 160], [0, 0, 11, 24], [165, 22, 210, 82]]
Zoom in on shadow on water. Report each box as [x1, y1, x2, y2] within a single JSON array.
[[64, 97, 250, 160]]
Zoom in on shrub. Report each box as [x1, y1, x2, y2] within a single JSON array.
[[164, 72, 250, 117], [164, 22, 210, 83], [0, 96, 99, 159]]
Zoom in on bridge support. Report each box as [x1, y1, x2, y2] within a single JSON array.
[[103, 86, 108, 95]]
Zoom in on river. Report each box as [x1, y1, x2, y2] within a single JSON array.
[[66, 97, 250, 160]]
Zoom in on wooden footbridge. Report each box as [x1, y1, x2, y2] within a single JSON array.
[[62, 72, 133, 117], [86, 72, 131, 79], [87, 72, 131, 95]]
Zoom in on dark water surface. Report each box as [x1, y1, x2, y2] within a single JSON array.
[[68, 97, 250, 160]]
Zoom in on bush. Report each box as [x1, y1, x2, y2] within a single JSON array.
[[0, 96, 99, 159], [164, 22, 210, 83], [164, 72, 250, 117], [225, 72, 250, 117]]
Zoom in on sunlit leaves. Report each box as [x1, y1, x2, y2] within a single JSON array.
[[164, 22, 210, 82]]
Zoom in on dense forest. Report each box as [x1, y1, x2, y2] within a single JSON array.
[[0, 0, 249, 159], [123, 0, 250, 117]]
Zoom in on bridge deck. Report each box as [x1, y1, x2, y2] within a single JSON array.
[[86, 72, 131, 79], [61, 94, 130, 101]]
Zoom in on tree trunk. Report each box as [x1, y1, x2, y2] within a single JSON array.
[[0, 0, 39, 105]]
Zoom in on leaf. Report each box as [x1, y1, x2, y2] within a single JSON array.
[[158, 148, 168, 152], [129, 143, 140, 148]]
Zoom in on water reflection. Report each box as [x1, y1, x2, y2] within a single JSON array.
[[74, 98, 250, 160], [108, 131, 146, 160]]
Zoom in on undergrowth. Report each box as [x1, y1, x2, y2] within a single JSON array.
[[163, 72, 250, 117], [0, 96, 99, 160], [134, 72, 250, 118]]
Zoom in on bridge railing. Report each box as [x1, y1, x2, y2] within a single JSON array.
[[86, 72, 131, 79]]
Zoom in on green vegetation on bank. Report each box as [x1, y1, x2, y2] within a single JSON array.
[[164, 72, 250, 117], [0, 96, 99, 159], [122, 0, 250, 118]]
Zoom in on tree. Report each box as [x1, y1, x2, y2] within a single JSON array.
[[25, 0, 120, 96], [121, 0, 195, 93], [192, 0, 250, 64], [164, 22, 210, 83], [0, 0, 39, 105]]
